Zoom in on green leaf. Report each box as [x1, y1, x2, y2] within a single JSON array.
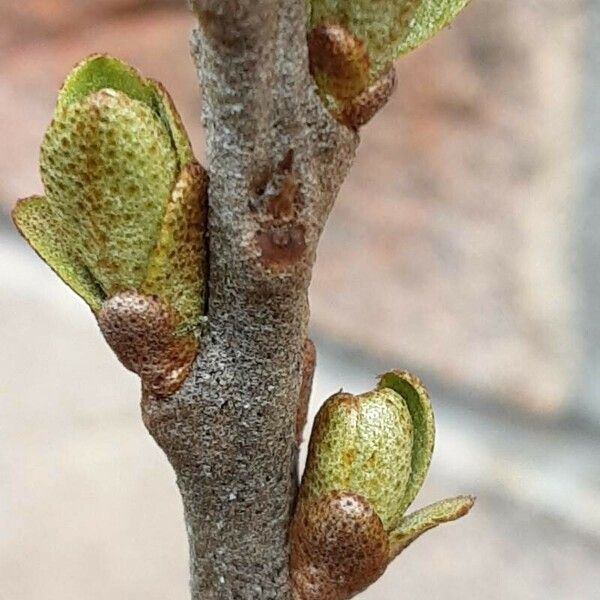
[[148, 79, 196, 167], [41, 87, 178, 295], [378, 370, 435, 515], [142, 162, 208, 333], [388, 495, 474, 558], [12, 196, 105, 311], [56, 54, 156, 113], [57, 55, 194, 168], [301, 389, 415, 532], [398, 0, 472, 56]]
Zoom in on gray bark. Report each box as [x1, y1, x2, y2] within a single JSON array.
[[142, 1, 358, 598]]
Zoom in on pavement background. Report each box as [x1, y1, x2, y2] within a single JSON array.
[[2, 228, 599, 599]]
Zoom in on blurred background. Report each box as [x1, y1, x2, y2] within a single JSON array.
[[1, 1, 599, 598]]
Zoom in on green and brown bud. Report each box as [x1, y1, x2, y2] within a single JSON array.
[[306, 0, 472, 127], [12, 55, 208, 393], [291, 370, 474, 600]]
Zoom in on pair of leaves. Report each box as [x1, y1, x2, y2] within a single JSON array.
[[292, 371, 473, 599], [300, 370, 473, 552], [12, 56, 206, 334]]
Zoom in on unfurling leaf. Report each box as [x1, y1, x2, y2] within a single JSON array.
[[13, 55, 208, 393], [290, 370, 473, 600], [306, 0, 472, 127]]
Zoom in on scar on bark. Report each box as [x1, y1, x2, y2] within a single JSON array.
[[296, 338, 316, 446], [256, 223, 307, 266], [98, 291, 197, 396], [254, 150, 308, 267], [267, 174, 296, 219], [251, 149, 296, 201]]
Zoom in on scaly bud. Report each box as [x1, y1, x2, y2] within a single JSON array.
[[12, 55, 208, 393], [291, 370, 474, 599], [306, 0, 472, 127]]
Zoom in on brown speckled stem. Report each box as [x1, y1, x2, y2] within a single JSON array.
[[141, 2, 358, 599]]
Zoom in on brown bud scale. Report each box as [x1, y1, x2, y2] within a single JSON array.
[[337, 66, 397, 130], [98, 291, 197, 396], [290, 492, 389, 600]]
